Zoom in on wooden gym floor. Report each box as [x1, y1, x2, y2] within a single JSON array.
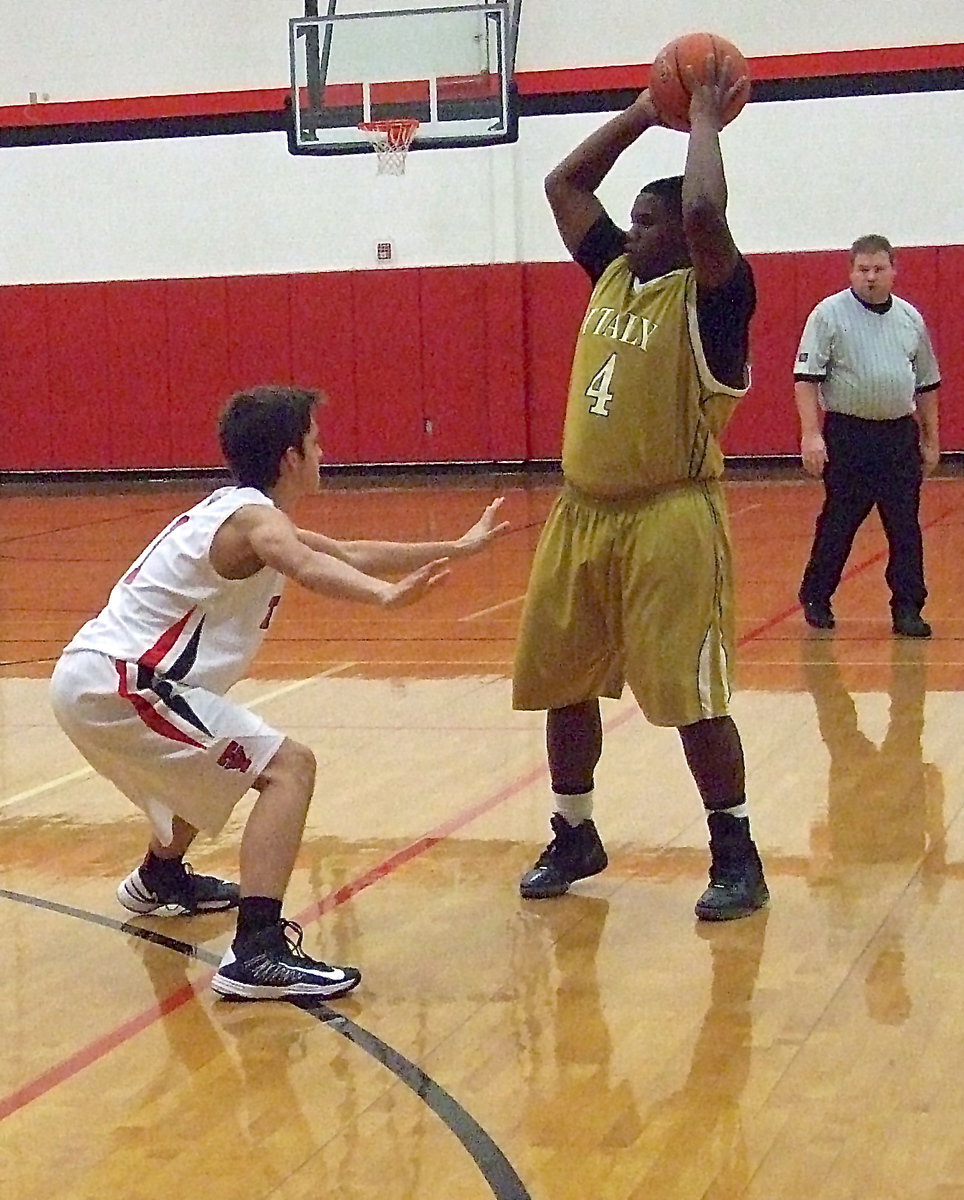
[[3, 469, 964, 1200]]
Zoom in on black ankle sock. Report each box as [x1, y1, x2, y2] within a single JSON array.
[[235, 897, 283, 946], [141, 849, 186, 887]]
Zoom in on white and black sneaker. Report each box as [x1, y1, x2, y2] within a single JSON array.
[[117, 864, 240, 916], [211, 920, 362, 1001]]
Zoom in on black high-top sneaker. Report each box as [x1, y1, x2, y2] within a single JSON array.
[[117, 863, 240, 915], [891, 607, 932, 639], [520, 813, 608, 899], [212, 920, 362, 1001], [694, 811, 769, 921], [800, 596, 835, 630]]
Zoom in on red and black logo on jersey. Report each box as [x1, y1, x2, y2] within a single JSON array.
[[217, 740, 253, 773]]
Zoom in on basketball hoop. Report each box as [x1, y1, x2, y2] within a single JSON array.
[[358, 118, 420, 176]]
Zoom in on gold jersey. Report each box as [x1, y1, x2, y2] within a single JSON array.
[[561, 257, 749, 499]]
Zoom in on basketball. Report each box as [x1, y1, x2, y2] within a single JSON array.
[[648, 32, 751, 132]]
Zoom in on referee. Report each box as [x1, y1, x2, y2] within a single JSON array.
[[795, 234, 941, 638]]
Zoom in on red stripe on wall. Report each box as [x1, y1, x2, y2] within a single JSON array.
[[106, 279, 172, 467], [45, 283, 114, 466], [290, 271, 360, 465], [351, 269, 425, 463], [934, 246, 964, 448], [483, 263, 528, 461], [519, 43, 964, 94], [0, 44, 961, 127], [0, 89, 288, 127]]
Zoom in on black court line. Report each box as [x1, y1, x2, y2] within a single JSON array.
[[0, 888, 533, 1200]]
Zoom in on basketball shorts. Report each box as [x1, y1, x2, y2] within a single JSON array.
[[49, 648, 285, 843], [512, 481, 735, 727]]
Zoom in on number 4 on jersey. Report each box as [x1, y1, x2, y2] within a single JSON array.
[[585, 353, 617, 417]]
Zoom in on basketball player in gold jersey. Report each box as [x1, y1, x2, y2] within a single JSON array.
[[513, 56, 767, 919]]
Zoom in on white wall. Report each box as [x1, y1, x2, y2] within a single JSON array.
[[518, 0, 964, 68], [0, 0, 961, 284], [2, 0, 959, 103], [0, 134, 524, 282], [4, 2, 290, 102], [2, 87, 962, 285], [521, 90, 964, 261]]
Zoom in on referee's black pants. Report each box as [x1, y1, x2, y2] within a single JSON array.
[[800, 412, 926, 614]]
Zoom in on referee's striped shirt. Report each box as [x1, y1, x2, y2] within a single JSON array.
[[794, 288, 941, 420]]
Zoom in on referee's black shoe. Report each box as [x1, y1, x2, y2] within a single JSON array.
[[892, 608, 932, 639], [801, 597, 835, 630]]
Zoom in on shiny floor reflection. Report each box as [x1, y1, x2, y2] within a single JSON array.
[[3, 472, 964, 1199]]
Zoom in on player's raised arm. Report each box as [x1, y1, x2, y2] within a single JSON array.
[[296, 497, 509, 576], [680, 54, 746, 288], [544, 91, 661, 258]]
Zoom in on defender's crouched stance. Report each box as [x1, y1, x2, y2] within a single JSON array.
[[51, 386, 509, 999]]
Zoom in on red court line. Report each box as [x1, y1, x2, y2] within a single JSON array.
[[0, 749, 640, 1125], [3, 494, 960, 1123], [738, 499, 961, 644], [0, 979, 205, 1122], [0, 766, 544, 1122]]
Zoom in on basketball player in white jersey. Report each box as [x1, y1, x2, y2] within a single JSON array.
[[50, 385, 509, 1001]]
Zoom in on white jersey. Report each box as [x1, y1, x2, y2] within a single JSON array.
[[65, 486, 284, 694]]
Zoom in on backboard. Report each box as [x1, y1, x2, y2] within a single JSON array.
[[287, 1, 521, 156]]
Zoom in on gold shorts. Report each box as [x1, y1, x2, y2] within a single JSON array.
[[512, 481, 735, 727]]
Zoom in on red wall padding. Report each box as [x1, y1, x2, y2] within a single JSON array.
[[106, 280, 171, 467], [2, 247, 958, 470], [166, 277, 232, 467], [935, 246, 964, 448], [721, 253, 798, 455], [0, 285, 52, 469], [289, 271, 358, 464], [522, 260, 590, 459], [45, 283, 114, 468]]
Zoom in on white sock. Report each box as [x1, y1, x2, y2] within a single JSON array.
[[553, 790, 594, 826], [708, 802, 749, 821]]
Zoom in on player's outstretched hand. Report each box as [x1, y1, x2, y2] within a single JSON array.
[[382, 559, 450, 607], [454, 497, 511, 556]]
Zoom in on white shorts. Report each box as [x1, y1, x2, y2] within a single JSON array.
[[49, 649, 285, 843]]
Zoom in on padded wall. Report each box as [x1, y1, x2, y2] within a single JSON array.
[[0, 248, 957, 470]]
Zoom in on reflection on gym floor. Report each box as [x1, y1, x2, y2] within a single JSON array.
[[4, 473, 964, 1199]]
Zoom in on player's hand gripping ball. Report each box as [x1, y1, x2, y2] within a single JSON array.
[[648, 32, 751, 131]]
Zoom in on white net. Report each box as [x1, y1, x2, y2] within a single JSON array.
[[358, 119, 419, 176]]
